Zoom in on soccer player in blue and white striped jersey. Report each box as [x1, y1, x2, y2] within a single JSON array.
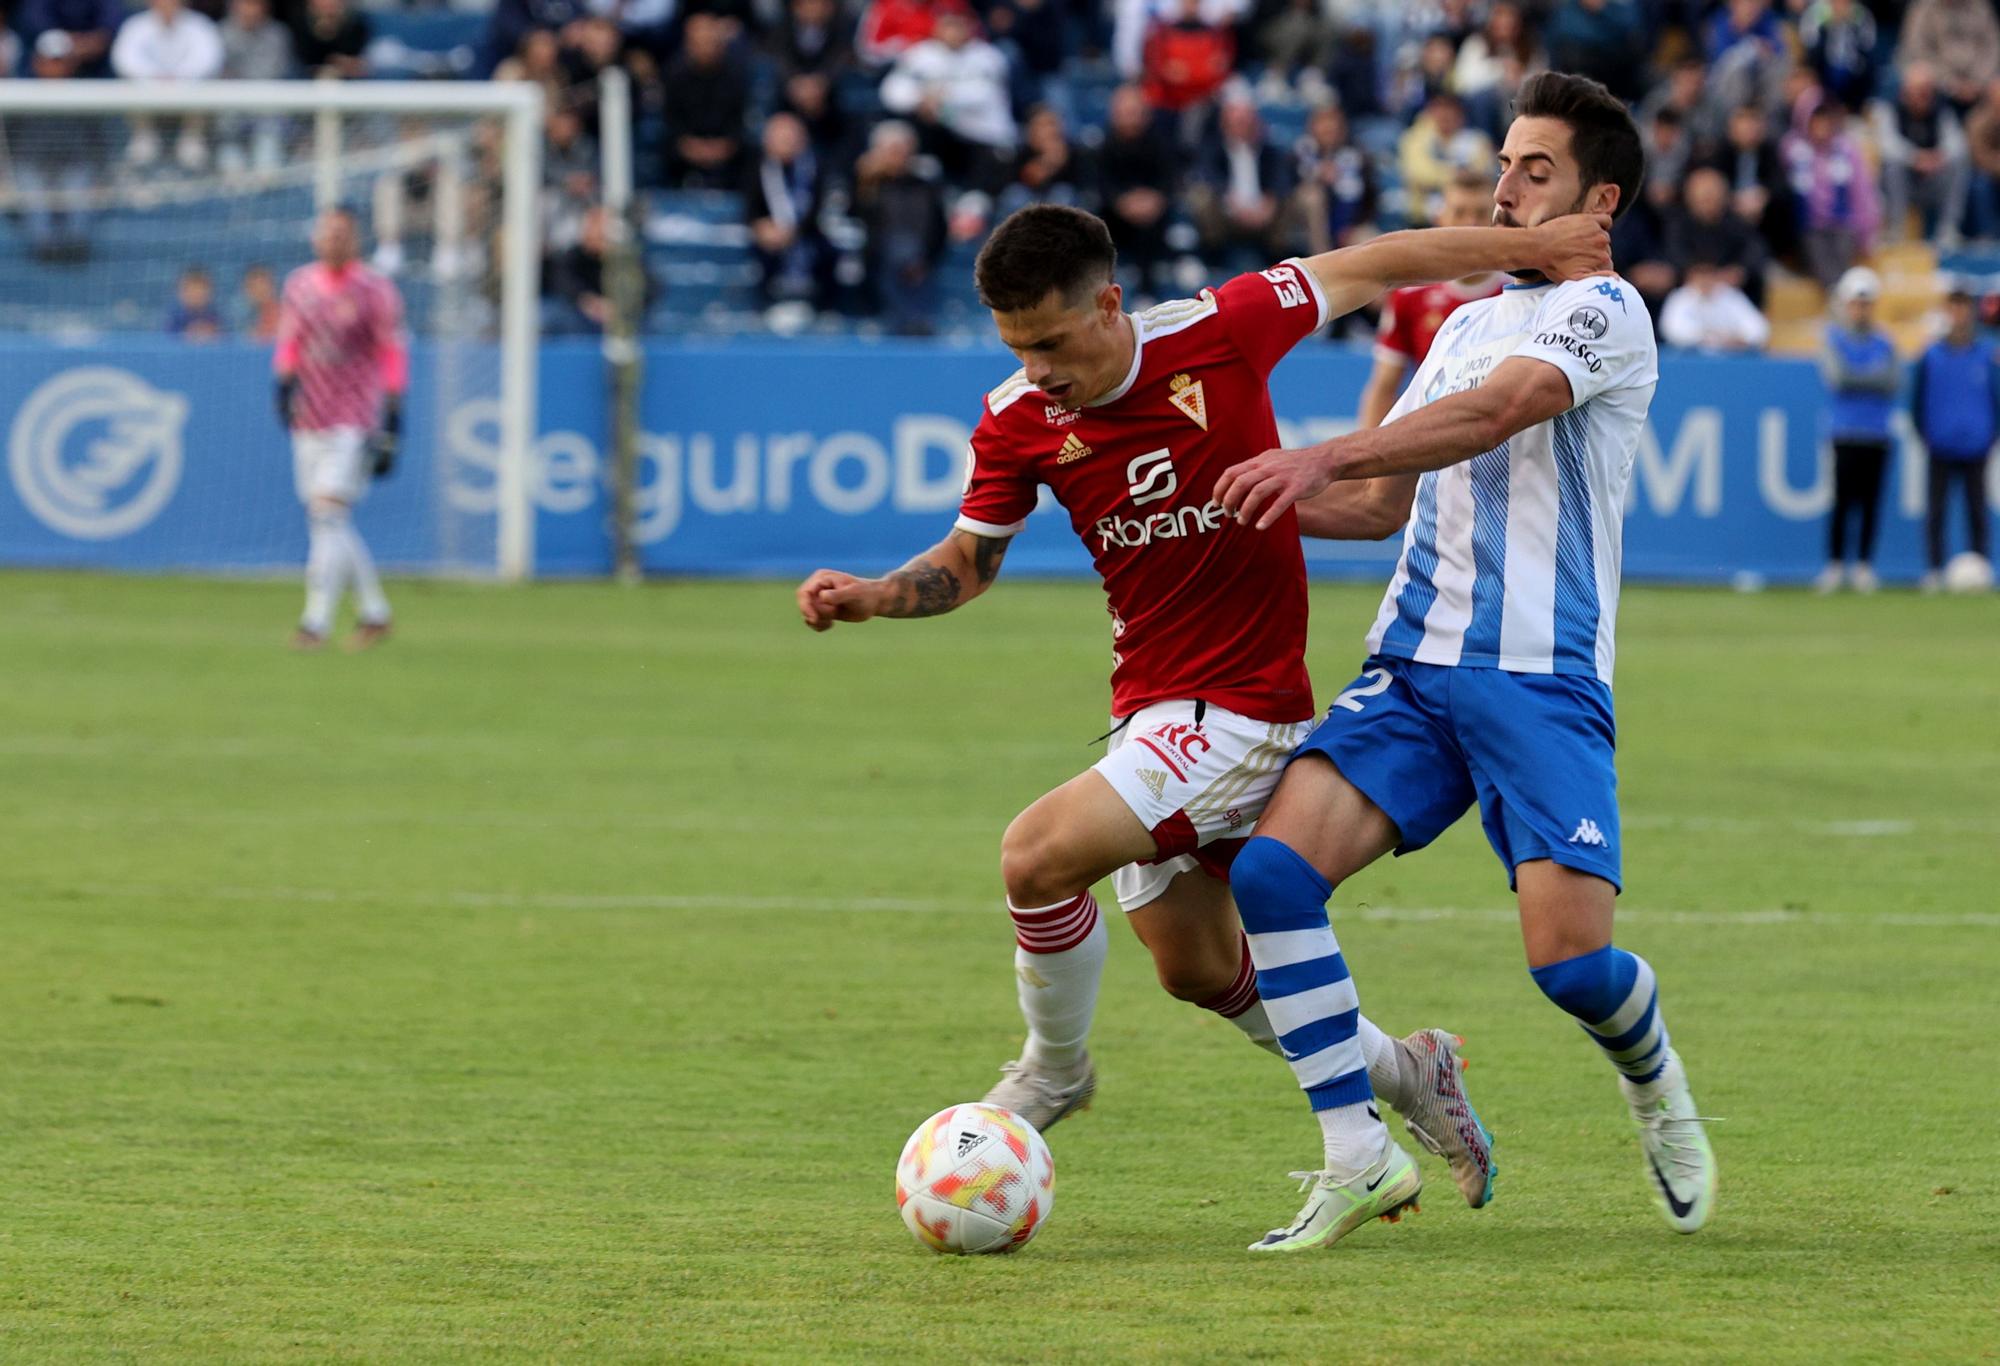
[[1212, 72, 1717, 1252]]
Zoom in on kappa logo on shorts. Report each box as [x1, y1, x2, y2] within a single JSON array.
[[1568, 819, 1608, 847], [1135, 768, 1170, 800]]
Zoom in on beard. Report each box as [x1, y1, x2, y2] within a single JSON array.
[[1496, 191, 1593, 281]]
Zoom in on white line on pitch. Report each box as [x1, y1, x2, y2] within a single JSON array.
[[58, 883, 2000, 927]]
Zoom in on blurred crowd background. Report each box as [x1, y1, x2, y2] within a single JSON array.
[[7, 0, 2000, 351]]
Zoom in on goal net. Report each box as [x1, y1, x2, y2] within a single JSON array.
[[0, 81, 542, 579]]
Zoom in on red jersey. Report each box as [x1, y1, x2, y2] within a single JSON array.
[[274, 262, 407, 432], [956, 261, 1329, 723], [1374, 275, 1504, 369]]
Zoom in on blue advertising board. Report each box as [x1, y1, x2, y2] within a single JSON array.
[[1, 335, 1993, 583]]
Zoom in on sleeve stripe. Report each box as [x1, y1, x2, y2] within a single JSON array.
[[1282, 257, 1331, 331], [955, 514, 1027, 537]]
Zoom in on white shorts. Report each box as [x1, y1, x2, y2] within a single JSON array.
[[293, 427, 369, 505], [1095, 699, 1312, 912]]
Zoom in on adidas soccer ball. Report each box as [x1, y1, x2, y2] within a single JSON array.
[[1943, 551, 1995, 594], [896, 1103, 1055, 1255]]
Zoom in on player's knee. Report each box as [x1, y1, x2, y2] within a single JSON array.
[[999, 810, 1074, 906], [1228, 834, 1333, 921], [1151, 949, 1236, 1003], [308, 496, 349, 527]]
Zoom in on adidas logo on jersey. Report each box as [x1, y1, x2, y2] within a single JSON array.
[[1055, 433, 1093, 464], [1568, 819, 1608, 847], [1167, 372, 1209, 431], [1136, 768, 1170, 800]]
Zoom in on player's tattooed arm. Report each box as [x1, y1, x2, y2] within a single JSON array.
[[796, 529, 1011, 630]]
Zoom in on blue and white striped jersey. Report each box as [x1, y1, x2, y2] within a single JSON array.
[[1363, 274, 1658, 686]]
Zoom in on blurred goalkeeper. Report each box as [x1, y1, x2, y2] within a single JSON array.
[[274, 204, 406, 650]]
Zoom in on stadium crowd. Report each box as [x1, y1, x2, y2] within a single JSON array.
[[5, 0, 1998, 339]]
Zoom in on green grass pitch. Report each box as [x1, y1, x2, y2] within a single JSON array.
[[3, 571, 1997, 1362]]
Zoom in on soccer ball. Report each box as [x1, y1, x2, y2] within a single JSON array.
[[1942, 552, 1995, 594], [896, 1103, 1055, 1254]]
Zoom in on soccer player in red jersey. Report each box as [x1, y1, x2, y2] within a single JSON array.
[[796, 204, 1608, 1192], [274, 205, 407, 651], [1356, 171, 1507, 430]]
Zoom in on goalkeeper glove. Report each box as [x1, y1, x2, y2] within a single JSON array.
[[275, 376, 298, 428], [368, 398, 402, 479]]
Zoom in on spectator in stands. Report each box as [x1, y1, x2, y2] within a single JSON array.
[[747, 112, 831, 309], [16, 0, 124, 78], [1817, 267, 1898, 594], [879, 4, 1018, 194], [1398, 91, 1494, 225], [111, 0, 225, 171], [1255, 0, 1334, 90], [1911, 284, 1998, 588], [663, 13, 749, 189], [1784, 95, 1881, 291], [855, 120, 947, 335], [1705, 0, 1783, 65], [218, 0, 292, 175], [9, 31, 110, 262], [544, 101, 601, 217], [1390, 32, 1462, 125], [1667, 167, 1769, 307], [1453, 1, 1539, 126], [856, 0, 935, 67], [167, 267, 225, 341], [1962, 78, 2000, 236], [241, 263, 281, 341], [483, 0, 585, 79], [983, 0, 1066, 88], [1115, 0, 1250, 84], [1188, 94, 1296, 265], [1139, 0, 1236, 125], [770, 0, 854, 161], [1707, 100, 1797, 259], [1660, 261, 1770, 351], [291, 0, 368, 80], [1542, 0, 1646, 102], [493, 28, 568, 111], [1638, 57, 1716, 149], [1095, 83, 1177, 295], [1803, 0, 1879, 113], [1900, 0, 2000, 113], [545, 203, 622, 334], [1292, 100, 1377, 255], [999, 106, 1096, 217], [1874, 63, 1970, 246]]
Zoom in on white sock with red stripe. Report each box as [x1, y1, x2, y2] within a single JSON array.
[[1010, 892, 1107, 1069], [1198, 935, 1281, 1055], [1199, 936, 1408, 1097]]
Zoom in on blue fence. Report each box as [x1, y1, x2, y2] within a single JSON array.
[[2, 336, 1992, 583]]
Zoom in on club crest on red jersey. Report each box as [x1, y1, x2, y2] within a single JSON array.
[[1167, 372, 1209, 431]]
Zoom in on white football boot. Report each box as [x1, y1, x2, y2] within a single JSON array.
[[1397, 1029, 1497, 1208], [1247, 1136, 1422, 1253], [981, 1051, 1095, 1134], [1621, 1048, 1717, 1234]]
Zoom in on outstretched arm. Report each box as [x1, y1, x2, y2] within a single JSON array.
[[796, 528, 1013, 631], [1300, 216, 1612, 321], [1295, 474, 1419, 540], [1220, 356, 1574, 529]]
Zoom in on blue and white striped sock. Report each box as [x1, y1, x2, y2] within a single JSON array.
[[1530, 945, 1671, 1084], [1230, 836, 1383, 1170]]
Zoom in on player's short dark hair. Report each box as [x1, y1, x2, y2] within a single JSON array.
[[974, 205, 1117, 313], [1513, 71, 1644, 222]]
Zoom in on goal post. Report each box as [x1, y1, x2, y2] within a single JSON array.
[[0, 79, 543, 580]]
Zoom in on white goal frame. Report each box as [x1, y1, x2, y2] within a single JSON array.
[[0, 80, 545, 580]]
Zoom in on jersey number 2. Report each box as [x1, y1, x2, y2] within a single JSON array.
[[1331, 668, 1392, 713]]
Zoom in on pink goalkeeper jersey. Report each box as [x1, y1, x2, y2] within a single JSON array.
[[274, 262, 408, 432]]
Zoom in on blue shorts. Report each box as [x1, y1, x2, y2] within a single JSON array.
[[1295, 656, 1621, 891]]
